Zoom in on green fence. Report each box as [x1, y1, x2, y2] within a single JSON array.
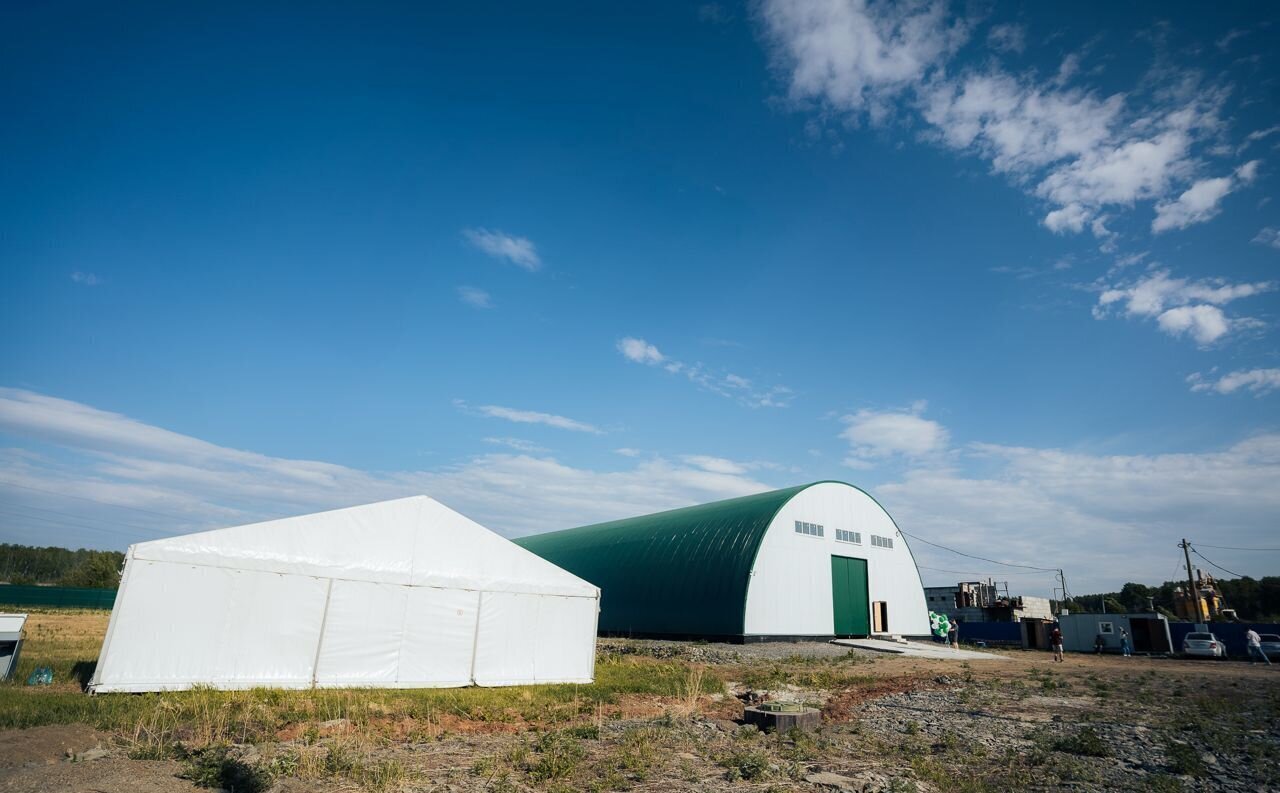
[[0, 584, 117, 609]]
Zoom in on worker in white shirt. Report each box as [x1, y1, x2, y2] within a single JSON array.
[[1246, 628, 1270, 666]]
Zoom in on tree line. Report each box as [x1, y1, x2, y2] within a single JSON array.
[[1067, 577, 1280, 622], [0, 543, 124, 589]]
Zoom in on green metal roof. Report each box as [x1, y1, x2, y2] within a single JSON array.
[[513, 483, 820, 637]]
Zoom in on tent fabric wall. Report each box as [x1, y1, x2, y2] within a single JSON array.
[[89, 497, 599, 693]]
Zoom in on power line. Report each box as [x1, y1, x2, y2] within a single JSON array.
[[1190, 547, 1247, 579], [900, 530, 1059, 572], [1190, 542, 1280, 552], [916, 564, 1052, 577]]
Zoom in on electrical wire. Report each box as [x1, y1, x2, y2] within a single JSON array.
[[916, 564, 1053, 577], [900, 530, 1059, 572], [1190, 543, 1280, 552], [1190, 547, 1247, 579]]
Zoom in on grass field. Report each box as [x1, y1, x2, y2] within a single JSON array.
[[3, 608, 1279, 792]]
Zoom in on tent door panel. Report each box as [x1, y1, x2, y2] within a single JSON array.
[[831, 556, 870, 637], [397, 587, 478, 685], [314, 580, 409, 686]]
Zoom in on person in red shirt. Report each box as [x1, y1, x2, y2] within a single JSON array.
[[1050, 624, 1064, 662]]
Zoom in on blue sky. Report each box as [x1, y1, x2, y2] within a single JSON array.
[[2, 1, 1278, 595]]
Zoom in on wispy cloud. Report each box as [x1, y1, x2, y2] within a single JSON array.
[[482, 436, 548, 453], [1093, 269, 1273, 346], [3, 387, 1278, 591], [1187, 368, 1280, 397], [1253, 227, 1280, 250], [457, 286, 493, 309], [70, 272, 102, 286], [881, 433, 1280, 592], [986, 23, 1025, 54], [0, 389, 773, 546], [1152, 161, 1260, 233], [616, 337, 793, 408], [456, 400, 602, 434], [463, 228, 541, 271]]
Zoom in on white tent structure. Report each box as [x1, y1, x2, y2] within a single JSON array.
[[89, 496, 600, 693]]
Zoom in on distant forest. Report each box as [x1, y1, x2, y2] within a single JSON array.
[[0, 543, 124, 589], [1070, 578, 1280, 623]]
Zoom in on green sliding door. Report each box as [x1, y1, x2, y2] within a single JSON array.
[[831, 556, 870, 637]]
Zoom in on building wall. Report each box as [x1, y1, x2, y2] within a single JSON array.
[[923, 586, 957, 612], [743, 482, 930, 637], [1058, 613, 1173, 654], [1017, 596, 1054, 621]]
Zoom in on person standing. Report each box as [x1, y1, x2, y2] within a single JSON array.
[[948, 620, 959, 651], [1050, 624, 1064, 662], [1120, 628, 1131, 658], [1094, 632, 1105, 654], [1247, 628, 1271, 666]]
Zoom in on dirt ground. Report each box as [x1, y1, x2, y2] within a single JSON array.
[[2, 620, 1278, 793]]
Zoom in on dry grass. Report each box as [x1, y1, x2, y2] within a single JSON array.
[[5, 609, 109, 690], [0, 607, 725, 739], [9, 608, 1280, 792]]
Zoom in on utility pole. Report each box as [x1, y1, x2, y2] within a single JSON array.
[[1057, 569, 1069, 613], [1180, 539, 1200, 622]]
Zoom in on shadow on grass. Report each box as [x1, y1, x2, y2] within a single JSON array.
[[71, 660, 96, 692]]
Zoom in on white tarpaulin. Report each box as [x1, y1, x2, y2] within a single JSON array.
[[89, 496, 599, 692]]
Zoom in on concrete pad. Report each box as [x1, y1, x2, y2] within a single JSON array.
[[833, 638, 1007, 660]]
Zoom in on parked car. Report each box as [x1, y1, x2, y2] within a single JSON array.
[[1182, 632, 1226, 659], [1260, 634, 1280, 660]]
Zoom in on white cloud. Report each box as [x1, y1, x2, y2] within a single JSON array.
[[617, 338, 792, 408], [759, 0, 967, 121], [617, 337, 665, 365], [70, 272, 102, 286], [457, 286, 493, 309], [1043, 203, 1090, 234], [1094, 269, 1272, 345], [1253, 227, 1280, 250], [1151, 160, 1260, 233], [4, 388, 1278, 592], [1096, 270, 1272, 318], [759, 0, 1248, 236], [613, 447, 642, 457], [0, 389, 774, 547], [1155, 305, 1231, 346], [986, 23, 1025, 54], [880, 434, 1280, 593], [1188, 368, 1280, 396], [463, 228, 541, 271], [469, 403, 602, 435], [841, 403, 949, 465]]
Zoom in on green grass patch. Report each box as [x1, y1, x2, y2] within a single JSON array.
[[1051, 727, 1111, 758]]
